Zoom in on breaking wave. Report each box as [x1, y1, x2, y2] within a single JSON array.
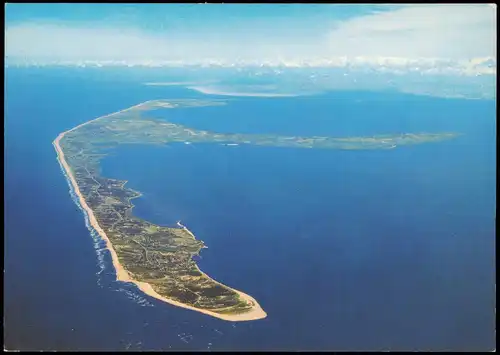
[[115, 288, 155, 307]]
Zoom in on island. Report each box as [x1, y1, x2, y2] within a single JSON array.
[[53, 99, 460, 321]]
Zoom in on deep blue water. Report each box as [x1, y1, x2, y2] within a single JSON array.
[[4, 68, 496, 351]]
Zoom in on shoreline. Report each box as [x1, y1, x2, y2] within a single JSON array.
[[187, 86, 303, 97], [53, 102, 267, 322]]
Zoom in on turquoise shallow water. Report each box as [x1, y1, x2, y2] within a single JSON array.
[[4, 67, 496, 351]]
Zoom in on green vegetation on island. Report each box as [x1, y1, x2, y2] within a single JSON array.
[[56, 98, 460, 319]]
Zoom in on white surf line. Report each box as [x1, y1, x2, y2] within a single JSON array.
[[55, 148, 111, 282]]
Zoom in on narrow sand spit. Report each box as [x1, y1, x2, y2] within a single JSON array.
[[53, 102, 267, 322]]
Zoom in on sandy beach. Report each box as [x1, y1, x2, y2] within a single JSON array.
[[53, 103, 267, 322], [187, 85, 302, 97]]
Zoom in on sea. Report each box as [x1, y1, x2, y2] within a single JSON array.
[[4, 67, 496, 351]]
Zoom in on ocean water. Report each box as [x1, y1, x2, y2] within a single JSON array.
[[4, 68, 496, 351]]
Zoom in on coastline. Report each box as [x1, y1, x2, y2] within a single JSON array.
[[53, 102, 267, 322]]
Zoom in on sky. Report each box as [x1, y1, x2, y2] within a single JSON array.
[[4, 4, 497, 73]]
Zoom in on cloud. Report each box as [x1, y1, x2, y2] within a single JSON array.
[[325, 4, 496, 59], [4, 4, 496, 73], [5, 24, 179, 61]]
